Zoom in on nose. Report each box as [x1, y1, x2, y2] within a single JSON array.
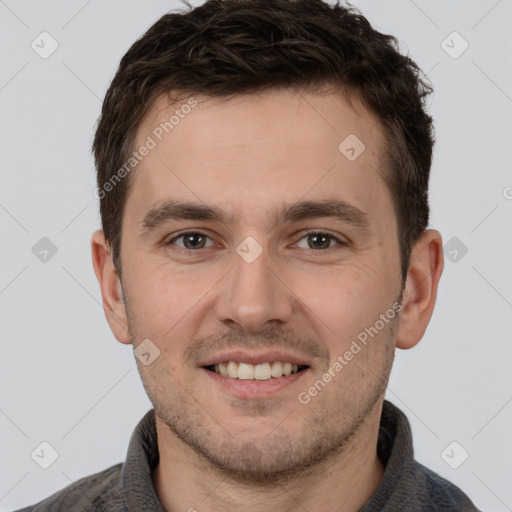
[[215, 242, 294, 333]]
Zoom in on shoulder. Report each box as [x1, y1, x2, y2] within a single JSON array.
[[14, 462, 124, 512], [400, 459, 481, 511], [373, 401, 480, 511]]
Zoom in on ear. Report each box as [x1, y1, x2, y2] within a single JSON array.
[[91, 229, 131, 344], [395, 229, 444, 350]]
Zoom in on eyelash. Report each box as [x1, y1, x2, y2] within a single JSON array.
[[166, 230, 346, 253]]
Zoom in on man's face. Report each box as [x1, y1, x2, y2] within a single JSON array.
[[119, 88, 403, 480]]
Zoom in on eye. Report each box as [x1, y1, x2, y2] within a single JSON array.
[[167, 231, 214, 250], [165, 230, 346, 253], [294, 231, 346, 250]]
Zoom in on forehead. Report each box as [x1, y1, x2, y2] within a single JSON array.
[[127, 88, 391, 230]]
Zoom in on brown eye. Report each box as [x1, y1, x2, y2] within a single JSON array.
[[307, 233, 331, 249], [295, 231, 344, 250], [168, 232, 213, 250]]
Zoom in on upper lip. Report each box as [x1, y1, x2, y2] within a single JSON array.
[[199, 350, 311, 367]]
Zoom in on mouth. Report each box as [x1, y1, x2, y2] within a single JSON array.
[[199, 350, 312, 398], [203, 361, 309, 380]]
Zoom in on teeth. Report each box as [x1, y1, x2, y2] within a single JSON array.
[[215, 361, 305, 379], [227, 361, 239, 378], [254, 362, 271, 380], [271, 361, 283, 377], [238, 362, 255, 380]]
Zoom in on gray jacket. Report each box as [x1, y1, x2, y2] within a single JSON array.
[[16, 400, 480, 511]]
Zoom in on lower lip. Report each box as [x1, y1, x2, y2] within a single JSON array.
[[201, 367, 308, 399]]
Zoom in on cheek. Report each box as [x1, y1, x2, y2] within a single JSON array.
[[123, 257, 223, 345], [293, 261, 395, 344], [126, 255, 195, 306]]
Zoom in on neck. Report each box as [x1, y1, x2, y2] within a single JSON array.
[[152, 401, 385, 512]]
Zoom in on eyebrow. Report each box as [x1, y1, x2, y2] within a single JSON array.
[[140, 198, 372, 234]]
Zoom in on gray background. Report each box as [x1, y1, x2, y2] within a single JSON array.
[[1, 1, 511, 510]]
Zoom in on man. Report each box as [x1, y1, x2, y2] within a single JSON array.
[[17, 0, 480, 510]]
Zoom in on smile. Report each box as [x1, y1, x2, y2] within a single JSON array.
[[205, 361, 309, 380]]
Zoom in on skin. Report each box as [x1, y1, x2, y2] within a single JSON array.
[[91, 88, 444, 512]]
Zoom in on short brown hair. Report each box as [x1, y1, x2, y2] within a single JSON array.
[[93, 0, 434, 284]]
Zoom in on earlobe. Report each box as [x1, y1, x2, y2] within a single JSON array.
[[395, 229, 444, 350], [91, 230, 131, 344]]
